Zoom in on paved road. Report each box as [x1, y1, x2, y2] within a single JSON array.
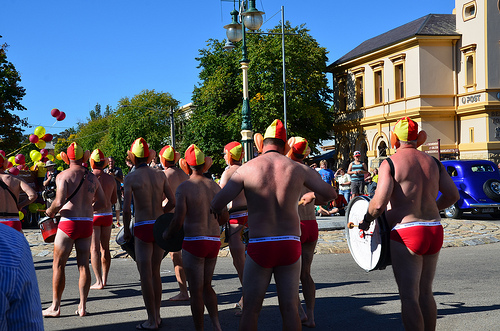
[[36, 241, 500, 331]]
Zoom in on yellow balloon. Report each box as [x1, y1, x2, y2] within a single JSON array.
[[57, 166, 64, 171], [56, 153, 62, 160], [35, 140, 46, 149], [19, 211, 24, 220], [8, 156, 16, 165], [30, 150, 42, 162], [30, 165, 36, 171], [28, 204, 38, 213], [34, 126, 46, 138], [47, 154, 54, 161]]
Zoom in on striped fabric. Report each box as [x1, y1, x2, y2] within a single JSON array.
[[0, 224, 43, 330]]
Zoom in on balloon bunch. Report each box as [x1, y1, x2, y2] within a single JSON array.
[[0, 150, 28, 176], [29, 126, 53, 149], [51, 108, 66, 121]]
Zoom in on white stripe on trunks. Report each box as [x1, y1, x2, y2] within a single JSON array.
[[248, 235, 300, 243], [392, 221, 442, 231], [184, 236, 220, 241]]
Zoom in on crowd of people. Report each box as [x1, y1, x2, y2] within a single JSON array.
[[0, 116, 460, 331]]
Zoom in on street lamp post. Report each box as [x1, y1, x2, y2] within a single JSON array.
[[224, 0, 264, 163]]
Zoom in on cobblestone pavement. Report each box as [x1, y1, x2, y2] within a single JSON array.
[[24, 218, 500, 259]]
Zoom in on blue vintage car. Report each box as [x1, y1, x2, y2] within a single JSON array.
[[440, 160, 500, 219]]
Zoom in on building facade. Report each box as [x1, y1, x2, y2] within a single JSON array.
[[327, 0, 500, 171]]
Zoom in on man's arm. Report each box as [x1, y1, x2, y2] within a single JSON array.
[[122, 178, 133, 240], [165, 189, 185, 239], [115, 168, 124, 184], [46, 175, 68, 218], [18, 180, 37, 209], [162, 178, 175, 213], [436, 163, 460, 210], [346, 162, 354, 175], [360, 161, 393, 230], [303, 167, 337, 204], [211, 171, 244, 213]]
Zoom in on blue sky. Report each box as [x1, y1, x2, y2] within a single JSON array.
[[2, 0, 455, 136]]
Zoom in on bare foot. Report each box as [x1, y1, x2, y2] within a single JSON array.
[[136, 321, 158, 330], [90, 282, 104, 290], [302, 319, 316, 328], [75, 308, 88, 317], [42, 306, 60, 318], [168, 292, 189, 301]]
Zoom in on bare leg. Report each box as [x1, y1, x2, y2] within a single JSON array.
[[274, 258, 302, 331], [168, 250, 189, 301], [99, 225, 112, 287], [300, 240, 317, 328], [420, 253, 439, 330], [74, 236, 92, 316], [239, 255, 273, 331], [228, 223, 246, 308], [90, 225, 104, 289], [134, 238, 160, 329], [391, 240, 431, 331], [202, 256, 222, 331], [43, 229, 74, 317]]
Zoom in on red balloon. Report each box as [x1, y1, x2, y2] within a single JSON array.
[[16, 164, 24, 170], [42, 133, 53, 142], [15, 154, 25, 165], [0, 150, 5, 157], [29, 134, 39, 143], [41, 156, 49, 163], [51, 108, 61, 117], [6, 162, 13, 169], [40, 149, 49, 157], [56, 112, 66, 121], [9, 167, 20, 176]]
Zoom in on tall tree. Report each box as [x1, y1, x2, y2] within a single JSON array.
[[0, 43, 27, 151], [186, 22, 333, 174]]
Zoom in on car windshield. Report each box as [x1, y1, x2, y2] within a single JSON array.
[[471, 164, 495, 172]]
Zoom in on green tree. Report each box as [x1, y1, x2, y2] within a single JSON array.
[[0, 43, 28, 152], [186, 22, 333, 174], [106, 89, 179, 170]]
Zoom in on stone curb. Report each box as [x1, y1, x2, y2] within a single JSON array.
[[24, 219, 500, 259]]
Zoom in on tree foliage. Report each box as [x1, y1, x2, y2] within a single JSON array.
[[0, 43, 28, 151], [186, 22, 333, 174]]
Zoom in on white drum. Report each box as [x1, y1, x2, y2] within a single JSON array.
[[345, 196, 391, 272]]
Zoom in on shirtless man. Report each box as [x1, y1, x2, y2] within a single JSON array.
[[0, 152, 37, 232], [89, 149, 118, 290], [159, 145, 189, 302], [359, 117, 459, 331], [164, 144, 227, 331], [43, 142, 106, 317], [220, 141, 247, 312], [122, 138, 175, 330], [288, 137, 318, 328], [211, 120, 336, 331]]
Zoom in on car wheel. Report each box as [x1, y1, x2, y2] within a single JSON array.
[[483, 179, 500, 202], [444, 203, 462, 219]]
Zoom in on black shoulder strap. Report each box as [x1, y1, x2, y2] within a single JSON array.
[[385, 158, 395, 178], [431, 156, 442, 174], [0, 178, 18, 205], [65, 170, 88, 204]]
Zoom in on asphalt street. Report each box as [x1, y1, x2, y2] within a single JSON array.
[[36, 237, 500, 331]]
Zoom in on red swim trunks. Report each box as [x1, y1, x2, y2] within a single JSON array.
[[390, 221, 443, 255], [182, 236, 221, 258], [300, 220, 318, 244], [58, 217, 93, 240], [0, 219, 22, 232], [133, 220, 155, 243], [93, 213, 113, 227], [247, 236, 302, 268], [229, 210, 248, 226]]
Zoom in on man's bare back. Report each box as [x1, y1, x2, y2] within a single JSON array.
[[162, 166, 188, 212], [220, 164, 246, 210], [0, 173, 37, 213], [93, 169, 117, 214]]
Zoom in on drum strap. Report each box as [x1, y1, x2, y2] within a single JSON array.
[[385, 156, 441, 179], [65, 170, 87, 204], [0, 179, 18, 205]]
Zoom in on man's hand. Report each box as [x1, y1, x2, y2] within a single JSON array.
[[358, 214, 372, 231], [299, 192, 316, 206]]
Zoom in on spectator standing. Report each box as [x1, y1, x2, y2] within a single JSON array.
[[104, 156, 123, 227], [347, 151, 368, 199], [318, 160, 335, 186], [42, 160, 59, 208], [335, 167, 351, 203]]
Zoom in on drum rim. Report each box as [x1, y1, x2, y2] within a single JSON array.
[[345, 195, 390, 272]]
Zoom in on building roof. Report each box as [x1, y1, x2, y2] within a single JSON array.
[[328, 14, 459, 68]]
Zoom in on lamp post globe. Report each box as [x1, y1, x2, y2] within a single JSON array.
[[224, 9, 242, 42]]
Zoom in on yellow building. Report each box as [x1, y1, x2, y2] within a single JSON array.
[[327, 0, 500, 170]]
